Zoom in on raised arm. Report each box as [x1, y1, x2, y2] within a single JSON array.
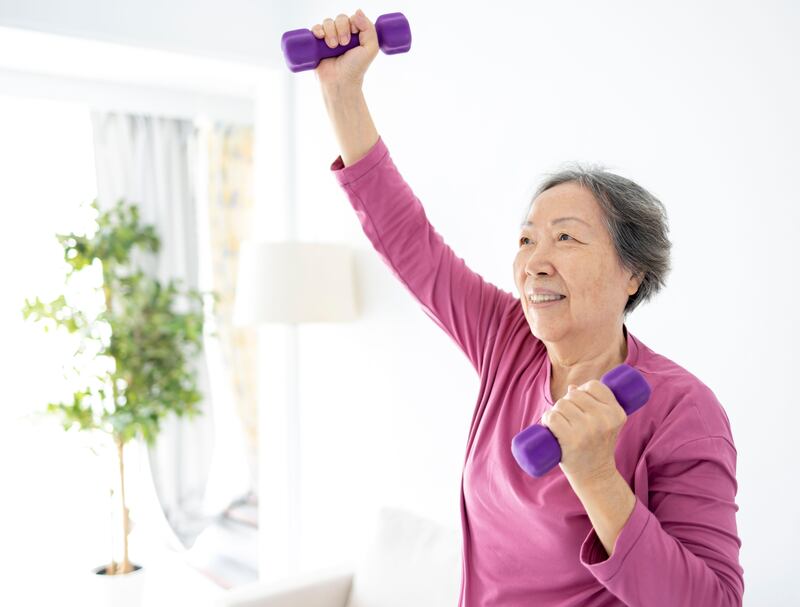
[[311, 10, 518, 375], [313, 9, 379, 167], [321, 82, 378, 168]]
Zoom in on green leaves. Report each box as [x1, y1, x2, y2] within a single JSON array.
[[56, 199, 160, 277], [22, 198, 215, 447], [46, 389, 99, 432], [21, 293, 89, 334]]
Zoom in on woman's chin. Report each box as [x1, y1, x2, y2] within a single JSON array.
[[526, 316, 567, 343], [522, 301, 570, 339]]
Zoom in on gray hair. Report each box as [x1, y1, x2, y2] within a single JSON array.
[[524, 162, 672, 317]]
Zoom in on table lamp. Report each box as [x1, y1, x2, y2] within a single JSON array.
[[231, 239, 358, 580], [232, 240, 358, 325]]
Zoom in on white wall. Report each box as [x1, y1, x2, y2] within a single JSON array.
[[0, 24, 261, 124], [2, 1, 798, 604], [0, 0, 296, 69]]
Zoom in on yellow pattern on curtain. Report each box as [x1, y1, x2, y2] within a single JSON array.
[[207, 123, 258, 489]]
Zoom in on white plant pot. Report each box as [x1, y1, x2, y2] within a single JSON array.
[[89, 562, 146, 607]]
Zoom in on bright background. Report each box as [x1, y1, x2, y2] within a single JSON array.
[[1, 1, 798, 605]]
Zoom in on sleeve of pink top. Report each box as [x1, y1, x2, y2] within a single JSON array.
[[330, 136, 511, 376], [579, 436, 745, 606]]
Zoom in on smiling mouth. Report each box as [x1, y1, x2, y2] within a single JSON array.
[[528, 294, 566, 304]]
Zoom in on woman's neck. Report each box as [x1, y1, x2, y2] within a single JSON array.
[[548, 324, 627, 402]]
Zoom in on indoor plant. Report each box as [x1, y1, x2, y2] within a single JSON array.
[[21, 198, 215, 592]]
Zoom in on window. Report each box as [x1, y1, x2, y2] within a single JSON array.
[[0, 94, 115, 593]]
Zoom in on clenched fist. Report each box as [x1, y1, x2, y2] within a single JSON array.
[[311, 9, 379, 90], [540, 380, 628, 485]]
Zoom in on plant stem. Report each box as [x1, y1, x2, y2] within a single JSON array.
[[108, 482, 117, 575], [103, 281, 132, 575], [115, 434, 132, 574]]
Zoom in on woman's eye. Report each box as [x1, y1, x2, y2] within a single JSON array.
[[519, 234, 573, 247]]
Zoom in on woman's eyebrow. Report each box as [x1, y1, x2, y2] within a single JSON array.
[[519, 217, 592, 229]]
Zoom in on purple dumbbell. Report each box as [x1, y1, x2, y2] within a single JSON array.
[[511, 364, 651, 478], [281, 12, 412, 73]]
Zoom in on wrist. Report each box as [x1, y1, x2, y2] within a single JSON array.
[[321, 81, 364, 102], [565, 461, 619, 493]]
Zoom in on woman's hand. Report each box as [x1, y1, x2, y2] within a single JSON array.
[[311, 9, 379, 91], [540, 380, 628, 486]]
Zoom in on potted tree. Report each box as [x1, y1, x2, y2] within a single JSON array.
[[22, 198, 216, 605]]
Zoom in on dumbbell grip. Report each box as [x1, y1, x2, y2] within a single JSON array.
[[317, 36, 361, 63], [281, 12, 411, 73], [511, 364, 651, 478]]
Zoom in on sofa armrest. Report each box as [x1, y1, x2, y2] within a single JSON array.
[[212, 566, 354, 607]]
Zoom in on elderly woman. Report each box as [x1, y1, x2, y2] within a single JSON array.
[[313, 10, 744, 607]]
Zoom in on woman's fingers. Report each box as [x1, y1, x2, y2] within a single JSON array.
[[322, 17, 337, 47], [316, 12, 366, 48], [319, 14, 356, 47], [334, 14, 351, 45]]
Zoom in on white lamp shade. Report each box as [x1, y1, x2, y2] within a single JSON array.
[[232, 240, 358, 325]]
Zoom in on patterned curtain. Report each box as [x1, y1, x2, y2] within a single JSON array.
[[206, 123, 258, 491]]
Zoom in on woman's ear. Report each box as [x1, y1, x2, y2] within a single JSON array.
[[628, 271, 643, 296]]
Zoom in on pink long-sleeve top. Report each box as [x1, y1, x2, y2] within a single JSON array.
[[330, 135, 744, 606]]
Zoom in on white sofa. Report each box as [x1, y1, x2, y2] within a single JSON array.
[[213, 507, 462, 607]]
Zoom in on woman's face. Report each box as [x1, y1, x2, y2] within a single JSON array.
[[513, 181, 641, 343]]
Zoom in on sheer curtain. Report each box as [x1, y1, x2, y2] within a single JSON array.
[[90, 112, 253, 549]]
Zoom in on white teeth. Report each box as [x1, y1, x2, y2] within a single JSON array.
[[529, 294, 565, 303]]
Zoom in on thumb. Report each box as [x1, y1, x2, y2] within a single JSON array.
[[353, 9, 377, 45]]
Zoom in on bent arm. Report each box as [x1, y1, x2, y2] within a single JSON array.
[[579, 436, 745, 606]]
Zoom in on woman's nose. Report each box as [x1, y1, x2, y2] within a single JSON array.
[[523, 243, 554, 275]]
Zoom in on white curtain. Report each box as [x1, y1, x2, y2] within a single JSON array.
[[90, 112, 251, 548]]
